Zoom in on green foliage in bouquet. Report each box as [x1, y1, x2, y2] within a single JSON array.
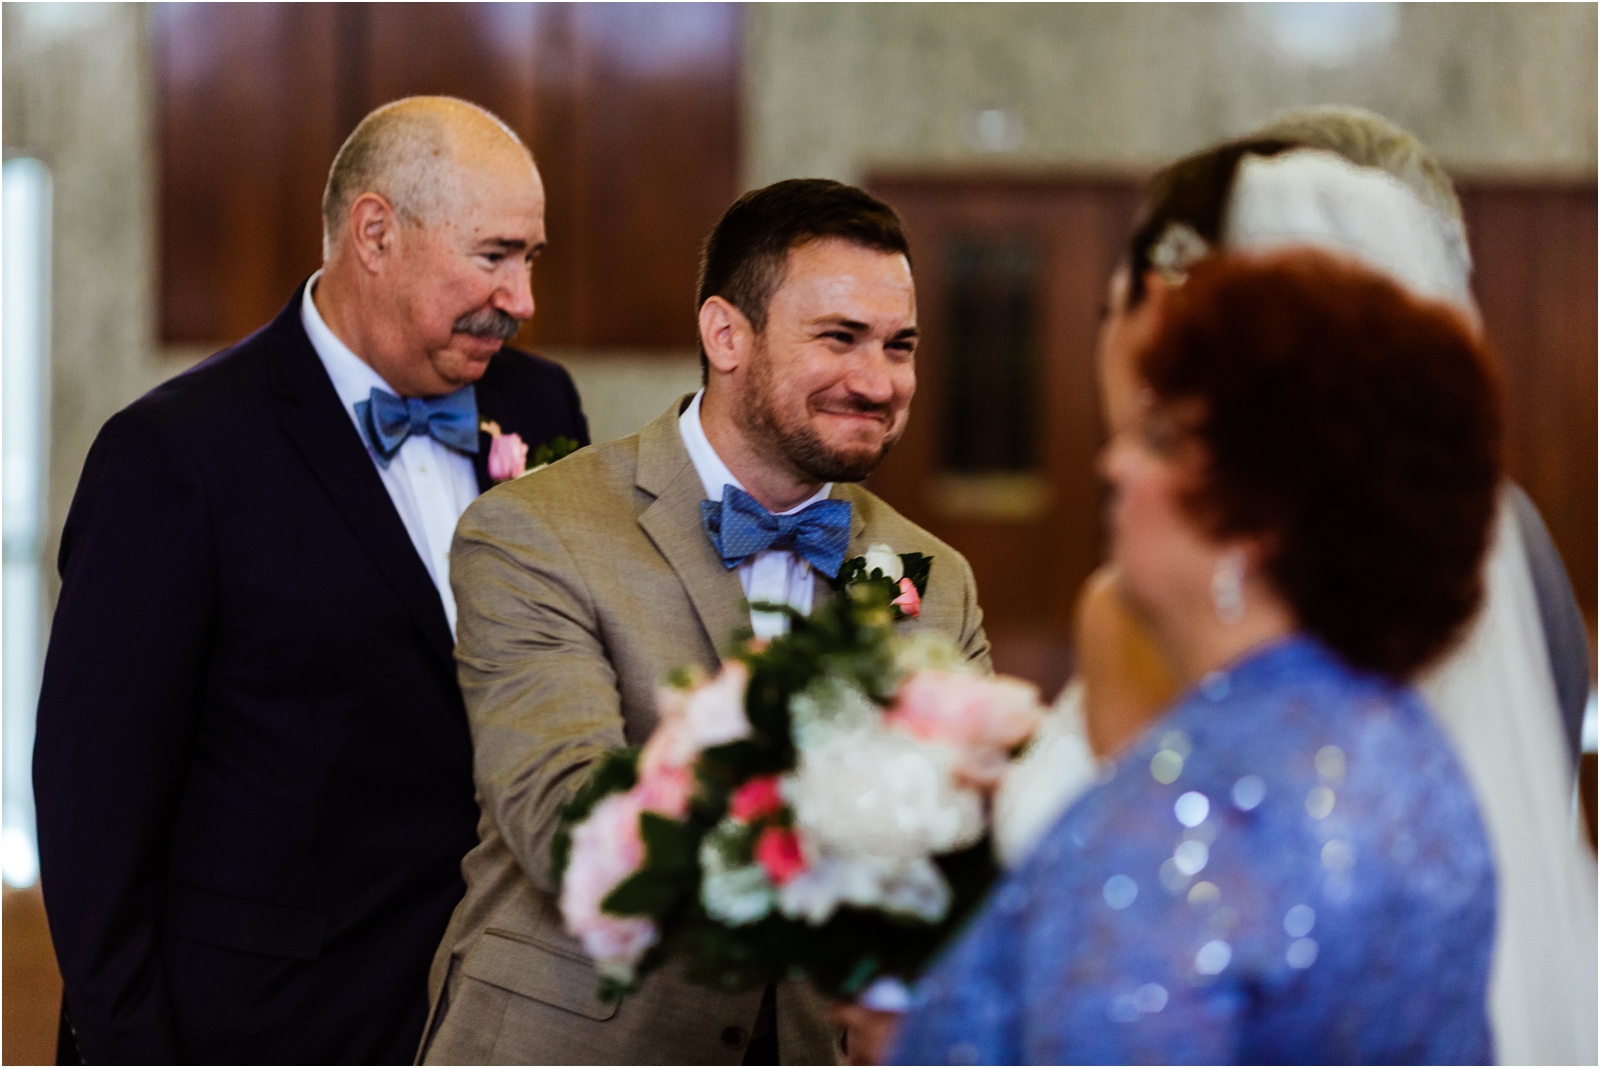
[[554, 582, 1002, 1003]]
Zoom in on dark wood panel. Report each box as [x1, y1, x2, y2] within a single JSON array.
[[869, 175, 1596, 691], [154, 3, 342, 342], [1459, 183, 1598, 621], [155, 2, 739, 349]]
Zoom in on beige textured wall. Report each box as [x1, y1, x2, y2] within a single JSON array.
[[3, 3, 169, 608], [746, 2, 1599, 186]]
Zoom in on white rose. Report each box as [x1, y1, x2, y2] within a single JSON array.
[[862, 543, 904, 583], [684, 661, 752, 749]]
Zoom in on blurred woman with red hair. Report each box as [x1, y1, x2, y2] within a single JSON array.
[[890, 247, 1502, 1064]]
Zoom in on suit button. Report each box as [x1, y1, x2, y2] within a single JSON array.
[[721, 1026, 746, 1048]]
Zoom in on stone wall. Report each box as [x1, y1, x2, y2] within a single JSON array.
[[3, 3, 167, 609], [746, 3, 1598, 186]]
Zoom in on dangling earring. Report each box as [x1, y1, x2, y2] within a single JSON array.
[[1211, 548, 1246, 625]]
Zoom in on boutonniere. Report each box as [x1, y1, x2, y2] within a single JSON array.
[[480, 421, 581, 483], [835, 542, 932, 619]]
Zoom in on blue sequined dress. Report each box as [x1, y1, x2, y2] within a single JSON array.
[[892, 636, 1496, 1065]]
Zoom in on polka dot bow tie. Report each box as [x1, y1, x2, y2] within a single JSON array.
[[700, 485, 853, 579]]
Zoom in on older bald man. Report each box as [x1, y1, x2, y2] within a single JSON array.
[[34, 97, 588, 1064]]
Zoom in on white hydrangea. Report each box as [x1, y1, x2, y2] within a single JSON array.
[[892, 629, 976, 677], [788, 676, 881, 750], [783, 724, 984, 861], [776, 852, 951, 926]]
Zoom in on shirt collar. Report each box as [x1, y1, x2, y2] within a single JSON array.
[[300, 270, 400, 419], [678, 390, 832, 514]]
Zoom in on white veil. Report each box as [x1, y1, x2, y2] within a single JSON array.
[[1225, 148, 1597, 1066]]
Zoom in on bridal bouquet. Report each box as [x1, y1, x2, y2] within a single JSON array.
[[552, 582, 1043, 1001]]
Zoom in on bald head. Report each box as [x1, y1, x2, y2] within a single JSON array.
[[321, 96, 536, 258]]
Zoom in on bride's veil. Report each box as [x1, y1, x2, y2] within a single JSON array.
[[1224, 147, 1598, 1066]]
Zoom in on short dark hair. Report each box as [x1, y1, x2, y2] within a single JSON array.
[[695, 179, 912, 380], [1139, 249, 1503, 680]]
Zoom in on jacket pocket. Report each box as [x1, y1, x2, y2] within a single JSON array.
[[463, 927, 619, 1021], [164, 883, 325, 961]]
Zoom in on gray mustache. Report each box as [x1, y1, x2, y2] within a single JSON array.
[[453, 306, 522, 341]]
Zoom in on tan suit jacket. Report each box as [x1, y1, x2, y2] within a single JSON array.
[[419, 397, 990, 1065]]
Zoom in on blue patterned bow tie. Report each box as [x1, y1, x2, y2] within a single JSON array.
[[701, 485, 853, 579], [355, 385, 480, 467]]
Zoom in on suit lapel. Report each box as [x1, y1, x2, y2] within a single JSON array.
[[634, 400, 751, 660], [471, 428, 493, 494], [809, 484, 869, 614], [268, 289, 457, 671]]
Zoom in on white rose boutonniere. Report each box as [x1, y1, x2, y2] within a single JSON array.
[[836, 543, 931, 619]]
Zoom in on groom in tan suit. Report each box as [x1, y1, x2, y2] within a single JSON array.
[[419, 179, 990, 1065]]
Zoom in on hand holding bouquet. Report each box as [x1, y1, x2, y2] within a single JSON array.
[[553, 583, 1042, 1000]]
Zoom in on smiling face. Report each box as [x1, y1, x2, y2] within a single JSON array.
[[735, 237, 919, 483], [384, 146, 546, 394]]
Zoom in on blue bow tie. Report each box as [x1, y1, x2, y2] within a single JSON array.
[[700, 485, 853, 579], [355, 385, 480, 467]]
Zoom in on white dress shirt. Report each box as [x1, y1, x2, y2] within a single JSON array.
[[678, 390, 834, 639], [301, 272, 480, 635]]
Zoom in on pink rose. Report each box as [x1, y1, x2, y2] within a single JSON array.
[[891, 577, 922, 617], [635, 762, 694, 819], [729, 775, 785, 822], [753, 826, 806, 885], [683, 661, 751, 749], [559, 791, 659, 968], [887, 671, 1043, 786], [487, 431, 529, 481], [641, 700, 696, 777]]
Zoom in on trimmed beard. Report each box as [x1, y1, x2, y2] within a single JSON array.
[[738, 339, 901, 483]]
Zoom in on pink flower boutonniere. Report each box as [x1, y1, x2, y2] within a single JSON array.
[[834, 542, 932, 620], [481, 420, 529, 482], [480, 421, 582, 483]]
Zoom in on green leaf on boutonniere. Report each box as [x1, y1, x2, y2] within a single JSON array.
[[531, 434, 581, 468], [899, 553, 932, 599], [833, 550, 932, 620]]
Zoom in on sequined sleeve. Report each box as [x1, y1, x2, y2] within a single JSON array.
[[891, 637, 1495, 1066]]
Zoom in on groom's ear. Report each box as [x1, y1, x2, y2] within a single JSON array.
[[698, 296, 754, 378]]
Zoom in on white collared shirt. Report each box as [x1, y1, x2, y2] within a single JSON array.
[[301, 272, 480, 635], [678, 390, 834, 639]]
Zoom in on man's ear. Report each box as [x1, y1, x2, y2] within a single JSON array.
[[346, 192, 399, 274], [698, 296, 754, 376]]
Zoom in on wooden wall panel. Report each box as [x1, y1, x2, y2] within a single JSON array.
[[870, 175, 1596, 692], [154, 3, 342, 342], [1459, 183, 1598, 621], [154, 2, 739, 349]]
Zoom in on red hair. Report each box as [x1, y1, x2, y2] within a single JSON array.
[[1139, 249, 1503, 680]]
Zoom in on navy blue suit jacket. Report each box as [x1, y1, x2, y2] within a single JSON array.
[[34, 284, 588, 1064]]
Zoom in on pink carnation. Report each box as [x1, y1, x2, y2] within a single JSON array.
[[887, 672, 1043, 786], [559, 791, 659, 969], [487, 430, 529, 481], [729, 775, 785, 822], [753, 826, 806, 885]]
